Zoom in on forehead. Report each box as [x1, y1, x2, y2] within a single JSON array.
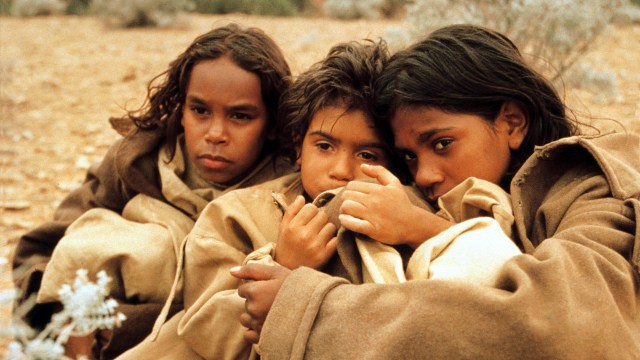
[[188, 56, 262, 99], [307, 106, 376, 135], [391, 106, 491, 140]]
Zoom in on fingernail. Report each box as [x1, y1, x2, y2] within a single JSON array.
[[229, 266, 241, 273]]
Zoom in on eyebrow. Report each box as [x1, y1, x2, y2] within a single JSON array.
[[416, 127, 456, 144], [185, 95, 261, 112], [308, 130, 387, 150]]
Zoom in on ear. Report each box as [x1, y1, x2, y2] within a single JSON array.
[[497, 100, 528, 150]]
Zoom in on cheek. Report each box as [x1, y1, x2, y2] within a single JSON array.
[[181, 115, 203, 139], [247, 121, 270, 143]]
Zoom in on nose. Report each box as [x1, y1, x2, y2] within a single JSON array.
[[413, 159, 444, 189], [204, 118, 228, 145], [329, 150, 355, 182]]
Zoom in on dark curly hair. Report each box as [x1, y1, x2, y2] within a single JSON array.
[[276, 39, 409, 181], [374, 24, 578, 186], [118, 23, 291, 159]]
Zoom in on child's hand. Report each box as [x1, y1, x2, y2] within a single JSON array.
[[339, 164, 452, 248], [231, 263, 291, 344], [275, 195, 338, 269]]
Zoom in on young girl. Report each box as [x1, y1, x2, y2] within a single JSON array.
[[233, 24, 640, 358], [12, 23, 293, 359], [117, 38, 398, 360]]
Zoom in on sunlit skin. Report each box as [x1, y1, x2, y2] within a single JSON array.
[[182, 56, 270, 185], [392, 105, 522, 201], [298, 106, 391, 200], [339, 102, 527, 248], [231, 101, 528, 344], [275, 106, 391, 271]]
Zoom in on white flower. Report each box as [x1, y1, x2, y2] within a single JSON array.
[[2, 267, 126, 359]]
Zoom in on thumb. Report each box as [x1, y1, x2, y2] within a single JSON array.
[[230, 262, 284, 281], [361, 164, 401, 187]]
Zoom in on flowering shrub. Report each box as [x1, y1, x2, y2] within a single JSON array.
[[10, 0, 66, 16], [323, 0, 386, 20], [2, 265, 126, 360], [404, 0, 624, 81], [90, 0, 195, 28]]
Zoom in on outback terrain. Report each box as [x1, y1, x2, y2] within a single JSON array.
[[0, 13, 639, 330]]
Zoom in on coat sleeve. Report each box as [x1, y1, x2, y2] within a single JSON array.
[[177, 190, 282, 359], [12, 139, 134, 328], [259, 172, 640, 359]]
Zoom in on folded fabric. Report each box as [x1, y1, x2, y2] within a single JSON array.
[[37, 193, 193, 305]]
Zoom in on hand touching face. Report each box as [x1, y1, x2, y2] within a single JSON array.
[[297, 106, 390, 199]]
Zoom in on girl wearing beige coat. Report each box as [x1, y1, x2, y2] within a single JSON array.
[[234, 24, 640, 359], [26, 24, 294, 359]]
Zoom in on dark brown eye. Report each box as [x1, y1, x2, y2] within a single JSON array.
[[434, 138, 453, 151]]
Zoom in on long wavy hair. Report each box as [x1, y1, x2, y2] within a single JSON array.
[[118, 23, 291, 159], [374, 24, 578, 186]]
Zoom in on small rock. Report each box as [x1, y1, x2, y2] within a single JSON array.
[[0, 200, 31, 210], [75, 155, 91, 170]]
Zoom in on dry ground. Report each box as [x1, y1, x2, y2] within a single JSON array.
[[0, 13, 639, 332]]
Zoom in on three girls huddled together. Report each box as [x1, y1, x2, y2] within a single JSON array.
[[13, 22, 640, 359]]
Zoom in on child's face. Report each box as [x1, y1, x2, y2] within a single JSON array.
[[391, 105, 522, 201], [297, 106, 390, 199], [182, 56, 270, 185]]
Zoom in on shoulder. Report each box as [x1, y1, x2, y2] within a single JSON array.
[[201, 173, 302, 215], [227, 172, 301, 200], [115, 127, 165, 165], [511, 133, 640, 254], [191, 173, 302, 238], [515, 133, 640, 200]]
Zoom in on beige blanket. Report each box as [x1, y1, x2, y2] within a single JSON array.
[[37, 192, 194, 305], [252, 177, 520, 287], [37, 136, 212, 305], [118, 177, 521, 360], [359, 176, 520, 285]]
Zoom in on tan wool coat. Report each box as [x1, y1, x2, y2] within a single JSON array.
[[258, 133, 640, 359], [122, 172, 524, 359], [15, 127, 293, 359]]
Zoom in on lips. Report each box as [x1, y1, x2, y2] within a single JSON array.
[[198, 154, 233, 170]]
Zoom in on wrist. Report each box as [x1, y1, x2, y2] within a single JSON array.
[[405, 207, 453, 249]]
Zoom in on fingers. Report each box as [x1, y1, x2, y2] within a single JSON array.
[[339, 198, 369, 217], [243, 329, 260, 344], [282, 195, 305, 225], [287, 203, 336, 245], [289, 203, 325, 228], [240, 312, 261, 344], [338, 213, 373, 235], [325, 236, 338, 256], [360, 164, 401, 186], [239, 312, 262, 332], [235, 265, 291, 345], [230, 262, 285, 281], [317, 222, 337, 246]]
